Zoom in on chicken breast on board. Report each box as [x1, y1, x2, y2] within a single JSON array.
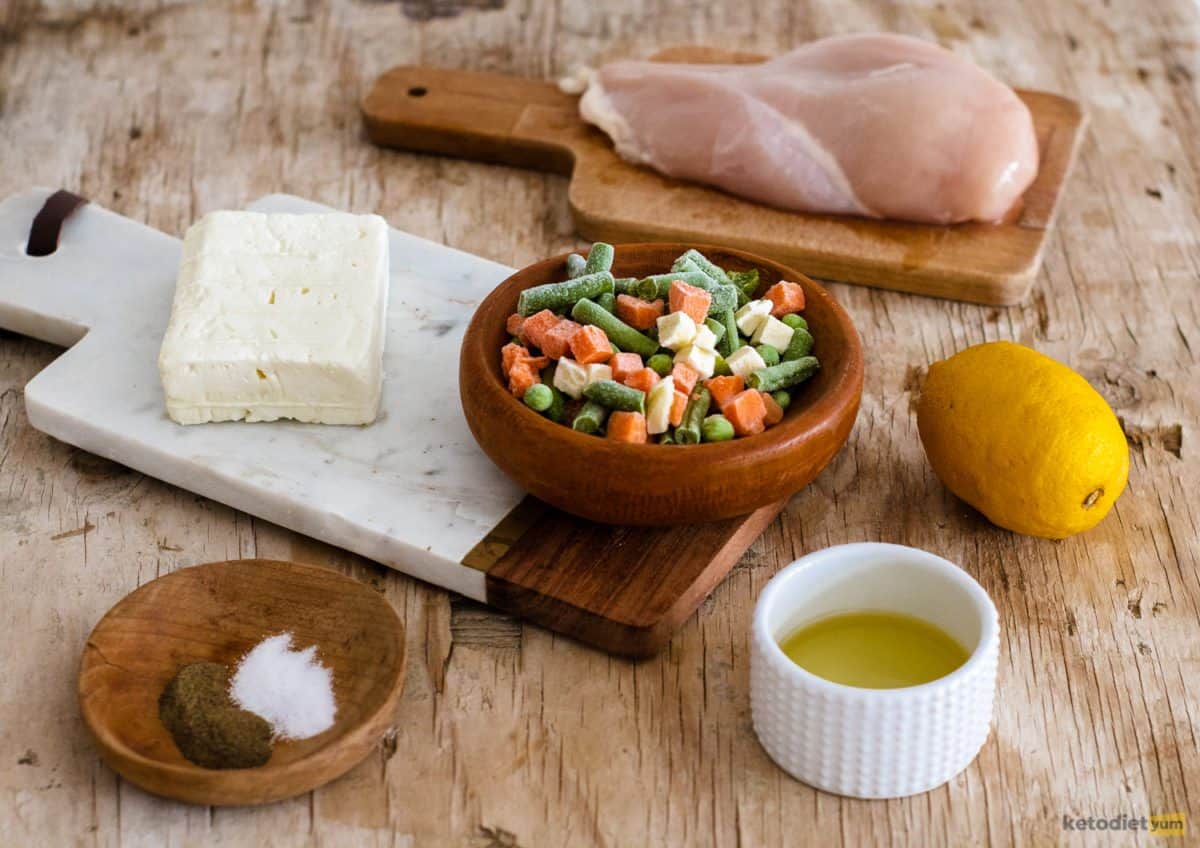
[[579, 34, 1039, 225]]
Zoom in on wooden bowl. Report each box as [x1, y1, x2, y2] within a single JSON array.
[[78, 559, 406, 806], [460, 244, 864, 525]]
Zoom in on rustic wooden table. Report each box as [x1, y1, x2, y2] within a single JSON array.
[[2, 1, 1196, 845]]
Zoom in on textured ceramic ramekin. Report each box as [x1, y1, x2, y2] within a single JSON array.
[[751, 543, 999, 799]]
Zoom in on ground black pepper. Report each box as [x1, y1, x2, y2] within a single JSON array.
[[159, 662, 273, 769]]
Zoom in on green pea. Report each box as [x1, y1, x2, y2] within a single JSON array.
[[756, 344, 781, 366], [523, 383, 553, 412], [771, 390, 791, 410], [647, 353, 673, 377], [781, 313, 808, 331], [701, 414, 735, 442]]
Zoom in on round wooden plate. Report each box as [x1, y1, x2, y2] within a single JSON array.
[[460, 243, 864, 525], [78, 559, 406, 806]]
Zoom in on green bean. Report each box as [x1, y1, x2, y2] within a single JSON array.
[[583, 242, 615, 275], [637, 271, 737, 315], [701, 414, 735, 442], [675, 387, 712, 445], [582, 379, 646, 413], [565, 253, 587, 279], [782, 327, 814, 361], [571, 399, 610, 434], [518, 271, 614, 316], [747, 357, 820, 392], [716, 308, 738, 357], [729, 269, 760, 298], [614, 277, 641, 295], [756, 344, 781, 366], [647, 353, 674, 377], [781, 313, 808, 331], [596, 291, 616, 314], [704, 317, 726, 345], [678, 249, 732, 286], [660, 432, 675, 445], [523, 383, 553, 412], [771, 390, 791, 411], [544, 385, 566, 422], [570, 298, 659, 357]]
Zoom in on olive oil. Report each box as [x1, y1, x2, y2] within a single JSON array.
[[779, 611, 969, 689]]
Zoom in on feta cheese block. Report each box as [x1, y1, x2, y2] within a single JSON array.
[[158, 211, 389, 425]]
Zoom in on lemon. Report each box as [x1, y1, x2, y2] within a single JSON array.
[[917, 341, 1129, 539]]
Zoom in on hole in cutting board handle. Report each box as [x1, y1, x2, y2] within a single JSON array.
[[407, 86, 428, 97], [25, 190, 88, 257]]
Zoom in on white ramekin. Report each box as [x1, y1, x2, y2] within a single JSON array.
[[750, 542, 1000, 799]]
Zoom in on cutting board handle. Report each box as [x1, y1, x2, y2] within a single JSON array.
[[361, 66, 590, 176]]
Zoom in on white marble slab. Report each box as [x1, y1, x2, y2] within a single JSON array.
[[0, 188, 526, 601]]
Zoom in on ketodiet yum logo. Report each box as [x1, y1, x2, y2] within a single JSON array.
[[1061, 812, 1186, 837]]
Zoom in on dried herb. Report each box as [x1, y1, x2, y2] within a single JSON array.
[[159, 662, 272, 769]]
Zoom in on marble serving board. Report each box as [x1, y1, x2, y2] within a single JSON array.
[[0, 188, 785, 656], [0, 188, 523, 601]]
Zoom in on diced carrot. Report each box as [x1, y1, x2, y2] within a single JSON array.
[[507, 362, 539, 398], [671, 362, 700, 396], [610, 352, 644, 383], [764, 281, 806, 317], [570, 324, 613, 365], [761, 390, 785, 426], [540, 319, 582, 360], [706, 375, 745, 410], [506, 313, 525, 339], [607, 411, 648, 444], [669, 390, 689, 427], [669, 280, 711, 324], [724, 389, 767, 436], [615, 294, 665, 330], [521, 309, 560, 351], [501, 342, 528, 377], [624, 367, 660, 395]]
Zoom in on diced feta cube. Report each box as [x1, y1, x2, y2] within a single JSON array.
[[553, 357, 589, 399], [726, 345, 767, 380], [735, 299, 772, 336], [674, 344, 717, 379], [751, 315, 795, 351], [646, 376, 676, 435], [584, 363, 612, 386], [692, 324, 718, 352], [656, 311, 698, 350]]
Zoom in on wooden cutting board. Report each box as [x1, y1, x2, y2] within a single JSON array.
[[0, 187, 785, 658], [361, 46, 1087, 306]]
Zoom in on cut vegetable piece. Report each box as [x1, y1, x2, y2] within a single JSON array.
[[669, 390, 689, 427], [553, 357, 589, 399], [761, 390, 785, 426], [669, 279, 712, 324], [671, 362, 700, 396], [506, 313, 525, 339], [615, 294, 665, 330], [501, 342, 528, 377], [771, 389, 791, 410], [705, 375, 745, 409], [673, 344, 716, 379], [636, 271, 714, 300], [764, 281, 806, 316], [565, 253, 588, 279], [584, 363, 613, 387], [607, 411, 648, 443], [521, 309, 560, 352], [541, 319, 583, 360], [583, 242, 615, 275], [751, 314, 795, 351], [781, 313, 808, 331], [724, 389, 767, 436], [595, 291, 616, 313], [692, 324, 718, 352], [783, 327, 814, 361], [729, 269, 760, 298], [518, 271, 615, 316], [571, 298, 660, 357], [747, 356, 820, 391], [583, 379, 646, 413], [646, 353, 673, 377], [716, 308, 738, 357], [610, 352, 644, 383], [570, 324, 614, 365], [614, 277, 641, 295], [623, 367, 660, 395], [735, 299, 772, 336], [704, 317, 726, 344], [656, 311, 698, 350], [726, 345, 768, 380], [523, 383, 554, 411], [756, 344, 781, 367], [572, 399, 610, 434], [645, 375, 676, 434], [676, 386, 712, 444], [678, 249, 732, 286], [544, 384, 566, 422], [508, 362, 539, 398]]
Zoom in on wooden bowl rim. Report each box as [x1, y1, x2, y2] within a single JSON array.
[[78, 559, 407, 803], [465, 243, 863, 463]]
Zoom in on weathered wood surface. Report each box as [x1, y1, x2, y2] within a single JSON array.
[[0, 0, 1196, 845]]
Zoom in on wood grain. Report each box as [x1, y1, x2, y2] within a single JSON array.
[[460, 244, 863, 525], [0, 0, 1197, 845], [78, 560, 407, 806], [362, 49, 1087, 306]]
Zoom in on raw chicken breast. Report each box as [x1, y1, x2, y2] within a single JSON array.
[[579, 34, 1039, 225]]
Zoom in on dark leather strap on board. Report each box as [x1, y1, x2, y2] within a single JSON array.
[[25, 190, 88, 257]]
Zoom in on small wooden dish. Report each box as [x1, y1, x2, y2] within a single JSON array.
[[78, 559, 407, 806], [460, 244, 864, 525]]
